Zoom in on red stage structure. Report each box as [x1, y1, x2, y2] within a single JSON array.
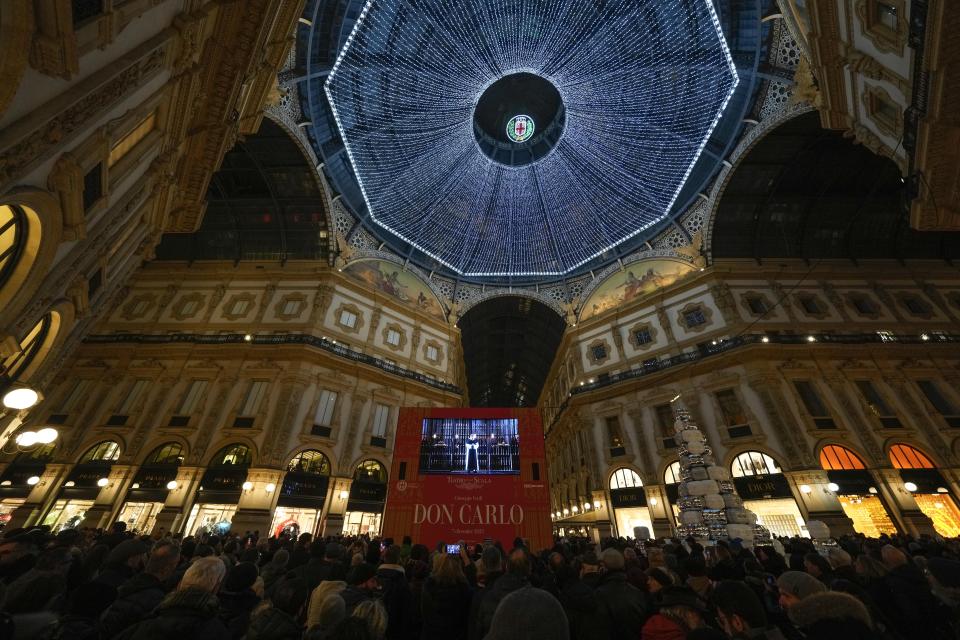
[[382, 408, 552, 551]]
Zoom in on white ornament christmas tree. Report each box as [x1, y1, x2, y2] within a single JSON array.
[[672, 408, 771, 545]]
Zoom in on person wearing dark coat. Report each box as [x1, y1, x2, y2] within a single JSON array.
[[420, 553, 473, 640], [260, 548, 290, 594], [292, 541, 329, 590], [472, 549, 531, 640], [217, 561, 262, 637], [377, 544, 413, 640], [93, 538, 150, 591], [114, 557, 230, 640], [556, 565, 609, 640], [467, 546, 503, 640], [594, 548, 652, 639], [340, 563, 379, 613], [100, 540, 180, 639], [246, 576, 308, 640], [579, 551, 602, 589], [878, 546, 953, 640], [41, 580, 117, 640]]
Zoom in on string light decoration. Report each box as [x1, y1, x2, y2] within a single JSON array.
[[325, 0, 738, 277]]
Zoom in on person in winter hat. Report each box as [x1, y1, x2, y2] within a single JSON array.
[[775, 571, 826, 611], [483, 586, 569, 640], [787, 591, 875, 640]]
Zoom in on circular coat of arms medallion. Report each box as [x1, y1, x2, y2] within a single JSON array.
[[506, 114, 534, 143]]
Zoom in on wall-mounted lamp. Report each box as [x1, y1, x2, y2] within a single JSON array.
[[64, 481, 75, 488], [265, 483, 276, 493], [97, 477, 110, 488], [244, 334, 253, 342], [649, 497, 658, 506], [904, 482, 918, 493], [166, 480, 179, 490], [339, 490, 349, 500], [593, 500, 602, 510], [562, 508, 569, 515], [2, 386, 41, 410], [242, 481, 254, 491], [868, 487, 878, 494], [827, 482, 840, 492], [26, 476, 40, 486], [131, 483, 140, 489], [761, 336, 770, 343], [799, 484, 812, 494], [583, 502, 591, 510], [571, 505, 579, 513], [14, 427, 58, 447], [937, 487, 949, 494]]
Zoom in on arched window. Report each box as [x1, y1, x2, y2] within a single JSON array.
[[1, 314, 51, 383], [79, 441, 120, 463], [664, 461, 682, 485], [0, 205, 26, 292], [288, 450, 331, 475], [610, 468, 643, 490], [731, 451, 783, 477], [889, 444, 935, 469], [354, 460, 386, 483], [819, 445, 867, 470], [144, 443, 185, 466], [15, 442, 54, 463], [211, 444, 252, 467]]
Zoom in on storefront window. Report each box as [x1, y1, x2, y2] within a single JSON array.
[[342, 510, 382, 536], [609, 467, 650, 539], [819, 444, 897, 536], [184, 503, 237, 536], [888, 443, 960, 537], [116, 502, 163, 534], [270, 506, 321, 539], [42, 499, 94, 533], [729, 451, 805, 537]]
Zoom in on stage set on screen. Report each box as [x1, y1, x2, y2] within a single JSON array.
[[383, 408, 552, 550]]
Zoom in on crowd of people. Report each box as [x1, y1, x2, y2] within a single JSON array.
[[0, 521, 959, 640]]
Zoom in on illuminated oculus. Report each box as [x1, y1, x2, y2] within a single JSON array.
[[506, 115, 534, 143]]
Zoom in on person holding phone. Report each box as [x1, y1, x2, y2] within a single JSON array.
[[420, 552, 473, 640]]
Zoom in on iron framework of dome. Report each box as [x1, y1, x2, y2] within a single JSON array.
[[304, 0, 768, 283]]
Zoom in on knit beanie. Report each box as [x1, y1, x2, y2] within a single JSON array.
[[224, 561, 259, 592], [777, 570, 828, 601], [484, 587, 569, 640]]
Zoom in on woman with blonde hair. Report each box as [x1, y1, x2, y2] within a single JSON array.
[[306, 580, 347, 633], [420, 553, 472, 640]]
